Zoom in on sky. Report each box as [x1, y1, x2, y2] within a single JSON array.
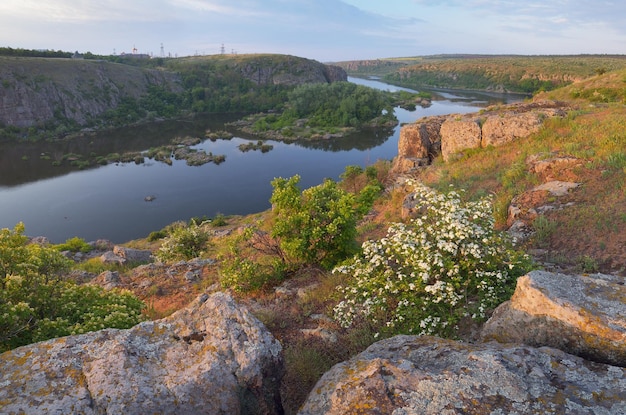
[[0, 0, 625, 62]]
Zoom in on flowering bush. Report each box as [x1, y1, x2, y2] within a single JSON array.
[[333, 182, 532, 337]]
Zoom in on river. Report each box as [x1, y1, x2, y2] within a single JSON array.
[[0, 78, 524, 243]]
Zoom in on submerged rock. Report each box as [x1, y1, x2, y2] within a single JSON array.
[[0, 292, 284, 415], [298, 335, 626, 415]]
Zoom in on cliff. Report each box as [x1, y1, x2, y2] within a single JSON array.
[[0, 54, 348, 131], [0, 57, 182, 128], [232, 54, 347, 86]]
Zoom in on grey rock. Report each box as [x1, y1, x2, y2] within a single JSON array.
[[481, 270, 626, 367], [113, 245, 153, 263], [99, 250, 126, 265], [92, 270, 121, 290], [0, 292, 284, 415], [298, 335, 626, 415]]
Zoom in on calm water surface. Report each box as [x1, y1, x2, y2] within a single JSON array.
[[0, 78, 523, 242]]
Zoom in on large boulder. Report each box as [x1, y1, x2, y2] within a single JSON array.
[[298, 335, 626, 415], [440, 117, 482, 162], [0, 292, 284, 415], [481, 270, 626, 367], [392, 116, 445, 174]]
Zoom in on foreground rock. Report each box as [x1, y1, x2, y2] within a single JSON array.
[[481, 270, 626, 367], [0, 292, 284, 415], [298, 335, 625, 415]]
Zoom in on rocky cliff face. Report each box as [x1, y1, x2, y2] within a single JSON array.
[[0, 57, 182, 128], [391, 100, 569, 174], [236, 55, 347, 86], [0, 55, 347, 130], [0, 292, 284, 415]]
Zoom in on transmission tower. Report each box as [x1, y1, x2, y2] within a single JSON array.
[[220, 43, 225, 55], [160, 43, 165, 58]]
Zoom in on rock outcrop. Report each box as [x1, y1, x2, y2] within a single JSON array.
[[391, 115, 445, 174], [0, 292, 284, 415], [440, 117, 482, 161], [481, 270, 626, 367], [392, 100, 569, 171], [237, 55, 347, 86], [100, 245, 153, 265], [298, 335, 626, 415]]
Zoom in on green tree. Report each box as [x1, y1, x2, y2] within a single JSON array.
[[270, 175, 364, 269]]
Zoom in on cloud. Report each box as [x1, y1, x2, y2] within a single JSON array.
[[0, 0, 624, 60]]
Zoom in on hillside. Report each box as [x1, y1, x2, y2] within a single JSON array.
[[0, 54, 347, 139], [335, 54, 626, 94], [0, 57, 182, 130]]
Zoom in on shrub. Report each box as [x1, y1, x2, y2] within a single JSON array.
[[55, 236, 93, 253], [147, 229, 168, 242], [155, 222, 209, 262], [0, 223, 144, 351], [270, 175, 364, 269], [333, 182, 532, 338]]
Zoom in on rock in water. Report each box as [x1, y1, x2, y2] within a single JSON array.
[[0, 292, 284, 415], [298, 335, 625, 415], [481, 270, 626, 367]]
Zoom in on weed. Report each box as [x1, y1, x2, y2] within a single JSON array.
[[606, 152, 626, 171], [576, 255, 599, 273], [211, 213, 228, 227], [532, 215, 557, 248]]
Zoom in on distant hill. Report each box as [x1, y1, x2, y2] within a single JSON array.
[[335, 54, 626, 94]]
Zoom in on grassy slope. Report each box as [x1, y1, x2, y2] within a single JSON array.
[[418, 69, 626, 273]]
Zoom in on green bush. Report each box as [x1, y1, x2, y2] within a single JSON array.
[[0, 223, 144, 352], [220, 256, 286, 293], [147, 229, 168, 242], [333, 182, 532, 338], [55, 236, 93, 253], [155, 222, 210, 262], [270, 175, 365, 269]]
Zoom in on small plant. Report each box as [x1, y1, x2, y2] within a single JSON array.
[[155, 222, 209, 262], [211, 213, 228, 227], [532, 215, 557, 248], [55, 236, 93, 253], [218, 225, 287, 292], [333, 182, 532, 338], [576, 255, 599, 273], [147, 230, 168, 242]]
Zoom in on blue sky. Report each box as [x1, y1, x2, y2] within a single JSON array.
[[1, 0, 624, 62]]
